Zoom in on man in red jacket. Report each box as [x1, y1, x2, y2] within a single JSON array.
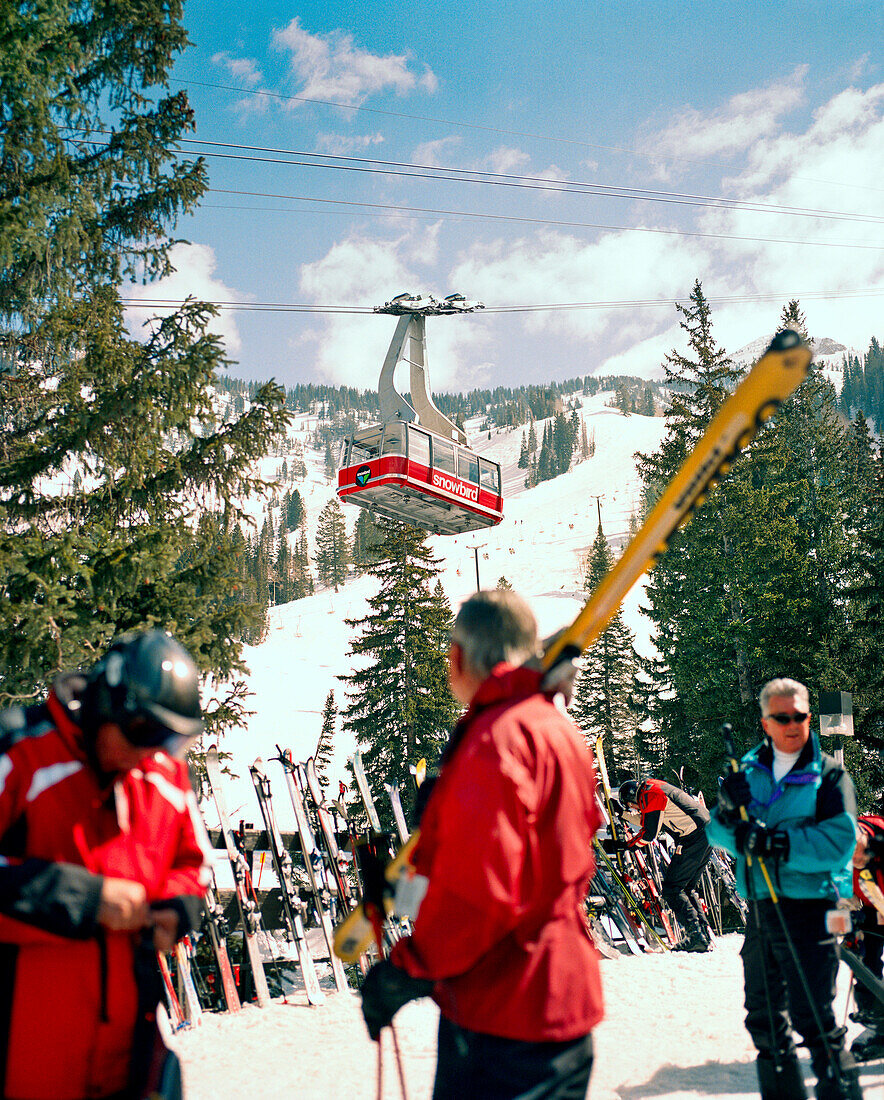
[[0, 630, 211, 1100], [361, 590, 603, 1099]]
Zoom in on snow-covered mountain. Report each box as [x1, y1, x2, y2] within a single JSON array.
[[203, 391, 666, 834], [731, 334, 854, 390]]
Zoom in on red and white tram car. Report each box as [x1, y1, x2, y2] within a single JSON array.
[[338, 421, 503, 535], [337, 294, 504, 535]]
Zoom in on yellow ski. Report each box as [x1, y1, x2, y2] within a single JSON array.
[[333, 832, 420, 963]]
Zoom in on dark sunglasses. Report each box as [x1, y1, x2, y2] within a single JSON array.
[[766, 711, 809, 725]]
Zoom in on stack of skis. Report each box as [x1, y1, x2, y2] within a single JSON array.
[[164, 747, 413, 1022]]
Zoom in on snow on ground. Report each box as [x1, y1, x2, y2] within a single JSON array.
[[168, 935, 884, 1099]]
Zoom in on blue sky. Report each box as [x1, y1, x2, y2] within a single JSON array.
[[125, 1, 884, 390]]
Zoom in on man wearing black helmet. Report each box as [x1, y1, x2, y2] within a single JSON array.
[[0, 630, 211, 1100], [616, 776, 713, 952]]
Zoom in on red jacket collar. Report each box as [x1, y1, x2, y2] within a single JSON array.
[[468, 662, 546, 714], [45, 683, 90, 764], [441, 663, 546, 767]]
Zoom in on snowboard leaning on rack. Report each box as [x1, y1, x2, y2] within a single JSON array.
[[205, 745, 272, 1008], [249, 758, 326, 1005]]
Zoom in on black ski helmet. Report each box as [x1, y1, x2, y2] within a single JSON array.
[[618, 779, 640, 808], [84, 630, 203, 753]]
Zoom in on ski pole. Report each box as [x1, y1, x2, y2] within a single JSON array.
[[358, 838, 409, 1100], [721, 724, 843, 1088]]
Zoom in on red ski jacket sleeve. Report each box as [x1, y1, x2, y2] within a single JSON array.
[[390, 665, 604, 1043]]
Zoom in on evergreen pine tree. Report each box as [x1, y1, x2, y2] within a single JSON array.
[[314, 690, 337, 790], [324, 440, 336, 480], [291, 528, 314, 599], [570, 525, 639, 778], [749, 301, 851, 690], [0, 6, 289, 722], [352, 508, 383, 572], [340, 521, 458, 826], [314, 498, 351, 591], [287, 489, 305, 529]]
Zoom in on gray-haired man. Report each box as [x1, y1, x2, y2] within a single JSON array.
[[708, 677, 862, 1100]]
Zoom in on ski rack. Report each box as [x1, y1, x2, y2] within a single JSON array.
[[271, 747, 351, 992]]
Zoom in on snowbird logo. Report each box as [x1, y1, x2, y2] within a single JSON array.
[[356, 465, 372, 487]]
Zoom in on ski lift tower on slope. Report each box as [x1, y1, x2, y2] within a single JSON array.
[[337, 293, 504, 535]]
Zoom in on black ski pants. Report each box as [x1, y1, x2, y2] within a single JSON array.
[[432, 1016, 593, 1100], [742, 898, 849, 1074], [661, 832, 711, 928], [854, 906, 884, 1018]]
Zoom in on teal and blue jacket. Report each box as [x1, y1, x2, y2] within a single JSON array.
[[707, 733, 856, 902]]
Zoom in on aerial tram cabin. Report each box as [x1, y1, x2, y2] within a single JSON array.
[[337, 294, 504, 536]]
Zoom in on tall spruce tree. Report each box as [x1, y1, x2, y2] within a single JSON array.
[[637, 283, 760, 792], [0, 3, 289, 728], [352, 508, 383, 572], [570, 525, 639, 781], [841, 431, 884, 806], [340, 520, 458, 827], [747, 301, 852, 692], [314, 498, 351, 591], [314, 690, 337, 790]]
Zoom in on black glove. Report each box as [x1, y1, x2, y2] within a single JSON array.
[[867, 833, 884, 861], [717, 771, 752, 820], [600, 837, 629, 854], [360, 959, 433, 1041], [734, 822, 789, 860]]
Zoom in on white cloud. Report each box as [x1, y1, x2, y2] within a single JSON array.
[[123, 243, 243, 355], [272, 18, 438, 106], [449, 226, 707, 348], [485, 146, 531, 175], [315, 131, 385, 154], [412, 136, 462, 165], [211, 51, 263, 88], [642, 66, 808, 164]]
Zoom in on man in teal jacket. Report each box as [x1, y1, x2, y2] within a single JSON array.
[[707, 677, 862, 1100]]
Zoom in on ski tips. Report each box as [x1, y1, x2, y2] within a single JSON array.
[[766, 328, 806, 354]]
